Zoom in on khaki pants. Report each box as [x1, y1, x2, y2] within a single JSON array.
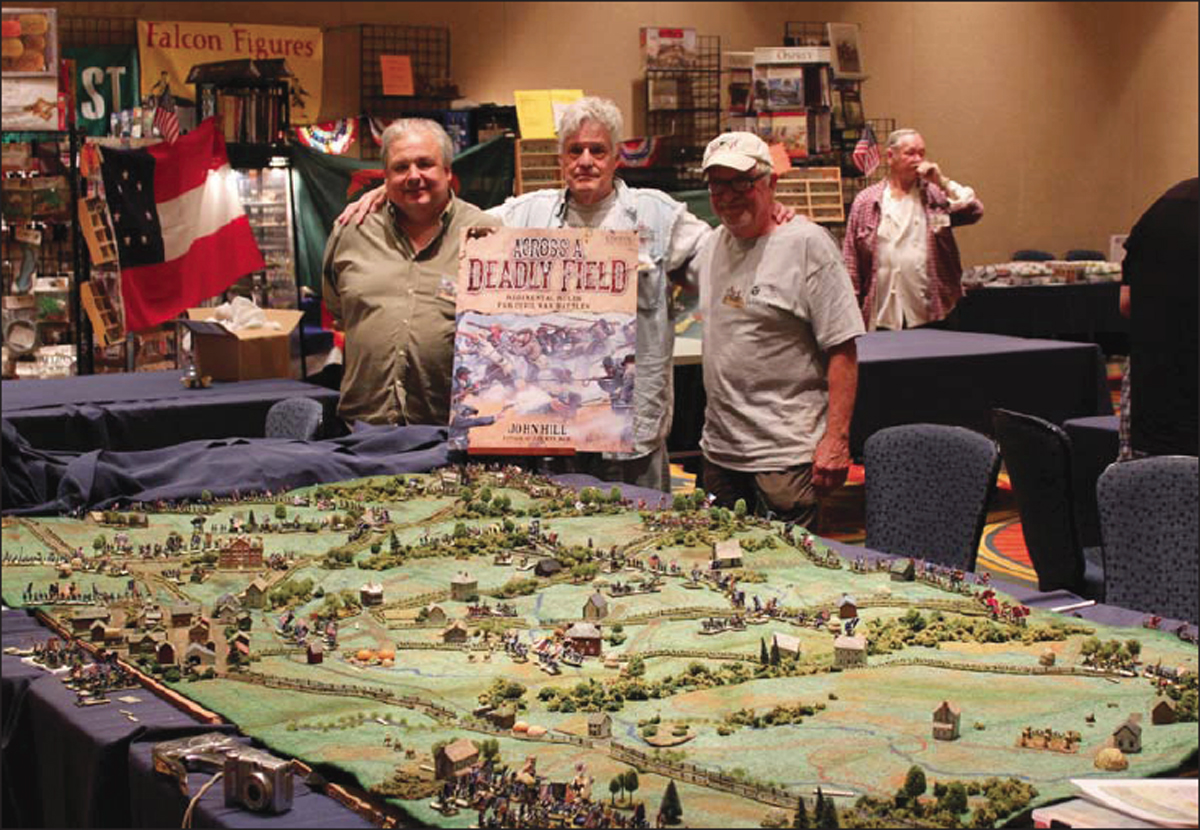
[[702, 460, 818, 529]]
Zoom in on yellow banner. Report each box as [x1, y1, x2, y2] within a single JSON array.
[[138, 20, 322, 124]]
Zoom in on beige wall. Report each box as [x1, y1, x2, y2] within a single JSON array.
[[42, 1, 1200, 264]]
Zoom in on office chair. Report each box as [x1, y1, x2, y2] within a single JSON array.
[[1097, 455, 1198, 623], [991, 408, 1104, 599], [264, 397, 324, 441], [864, 423, 1000, 571]]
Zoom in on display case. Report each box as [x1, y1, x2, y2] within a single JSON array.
[[225, 164, 297, 310], [1, 130, 86, 379]]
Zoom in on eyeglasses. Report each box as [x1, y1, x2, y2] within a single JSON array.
[[706, 173, 766, 195]]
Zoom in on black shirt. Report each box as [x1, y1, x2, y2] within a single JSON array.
[[1122, 177, 1199, 456]]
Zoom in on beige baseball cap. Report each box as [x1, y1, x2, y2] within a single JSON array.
[[702, 131, 772, 172]]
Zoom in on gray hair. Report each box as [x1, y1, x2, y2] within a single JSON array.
[[556, 96, 624, 152], [887, 128, 922, 150], [381, 118, 454, 169]]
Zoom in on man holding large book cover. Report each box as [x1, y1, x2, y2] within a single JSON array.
[[340, 98, 716, 492], [340, 97, 804, 492]]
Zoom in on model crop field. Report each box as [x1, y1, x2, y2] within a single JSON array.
[[3, 466, 1196, 829]]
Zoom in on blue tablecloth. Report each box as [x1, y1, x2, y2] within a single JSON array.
[[1, 371, 341, 452], [0, 608, 376, 829]]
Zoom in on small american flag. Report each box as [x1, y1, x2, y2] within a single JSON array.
[[153, 88, 180, 145], [852, 123, 880, 176]]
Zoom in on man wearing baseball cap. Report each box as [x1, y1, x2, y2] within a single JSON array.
[[694, 132, 864, 528]]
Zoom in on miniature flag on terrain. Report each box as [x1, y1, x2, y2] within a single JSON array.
[[99, 117, 264, 332], [153, 86, 180, 145], [852, 123, 880, 176]]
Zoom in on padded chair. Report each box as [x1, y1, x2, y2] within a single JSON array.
[[1065, 249, 1106, 262], [864, 424, 1001, 571], [264, 397, 324, 441], [1011, 249, 1055, 262], [1097, 455, 1199, 623], [991, 408, 1104, 599]]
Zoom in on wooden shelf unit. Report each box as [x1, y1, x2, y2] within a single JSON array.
[[775, 166, 844, 223], [514, 139, 563, 195]]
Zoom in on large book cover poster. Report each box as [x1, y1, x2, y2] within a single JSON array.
[[451, 227, 639, 454]]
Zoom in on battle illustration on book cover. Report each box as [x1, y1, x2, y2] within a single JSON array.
[[451, 227, 639, 455]]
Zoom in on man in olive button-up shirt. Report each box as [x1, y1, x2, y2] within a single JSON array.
[[322, 119, 501, 426]]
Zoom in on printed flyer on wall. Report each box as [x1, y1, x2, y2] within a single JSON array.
[[451, 227, 639, 455]]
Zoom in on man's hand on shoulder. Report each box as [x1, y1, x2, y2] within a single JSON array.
[[771, 201, 802, 225], [337, 185, 387, 226]]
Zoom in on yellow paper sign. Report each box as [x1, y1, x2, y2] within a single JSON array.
[[138, 20, 323, 125], [380, 55, 413, 96], [513, 89, 583, 139]]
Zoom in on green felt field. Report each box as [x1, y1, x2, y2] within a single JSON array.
[[4, 469, 1196, 828]]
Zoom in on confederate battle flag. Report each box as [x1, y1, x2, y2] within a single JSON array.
[[98, 117, 264, 331]]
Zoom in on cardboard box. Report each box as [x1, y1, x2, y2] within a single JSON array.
[[182, 308, 303, 381]]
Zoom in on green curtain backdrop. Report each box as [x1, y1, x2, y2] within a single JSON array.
[[290, 134, 516, 292], [290, 135, 718, 294]]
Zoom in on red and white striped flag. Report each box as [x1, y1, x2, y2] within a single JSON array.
[[98, 117, 264, 332], [153, 88, 180, 145], [852, 123, 880, 176]]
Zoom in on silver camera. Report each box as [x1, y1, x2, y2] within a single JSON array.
[[222, 748, 294, 814]]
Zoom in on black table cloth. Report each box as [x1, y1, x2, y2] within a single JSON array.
[[1, 371, 341, 453], [670, 330, 1112, 459], [1063, 415, 1120, 549], [950, 282, 1127, 352]]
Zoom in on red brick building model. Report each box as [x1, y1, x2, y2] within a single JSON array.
[[565, 622, 603, 656], [218, 536, 264, 570]]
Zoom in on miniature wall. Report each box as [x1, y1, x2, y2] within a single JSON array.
[[34, 1, 1200, 266]]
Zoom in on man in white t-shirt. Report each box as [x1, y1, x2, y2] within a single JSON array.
[[697, 132, 865, 528]]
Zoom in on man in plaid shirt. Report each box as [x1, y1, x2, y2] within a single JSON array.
[[843, 129, 984, 330]]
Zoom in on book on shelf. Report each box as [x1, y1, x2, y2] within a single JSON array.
[[768, 111, 808, 160]]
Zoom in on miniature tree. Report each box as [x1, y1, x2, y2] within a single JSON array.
[[200, 489, 213, 503], [247, 510, 257, 527], [623, 769, 639, 803], [659, 780, 682, 825], [770, 641, 781, 666], [734, 498, 748, 518], [939, 782, 968, 815], [610, 486, 622, 503], [760, 638, 769, 665], [793, 795, 810, 829], [93, 536, 106, 552], [1124, 639, 1141, 662], [274, 503, 287, 520], [609, 777, 622, 804], [904, 765, 927, 799]]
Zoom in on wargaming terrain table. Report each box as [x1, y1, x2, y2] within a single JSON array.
[[2, 468, 1196, 828]]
